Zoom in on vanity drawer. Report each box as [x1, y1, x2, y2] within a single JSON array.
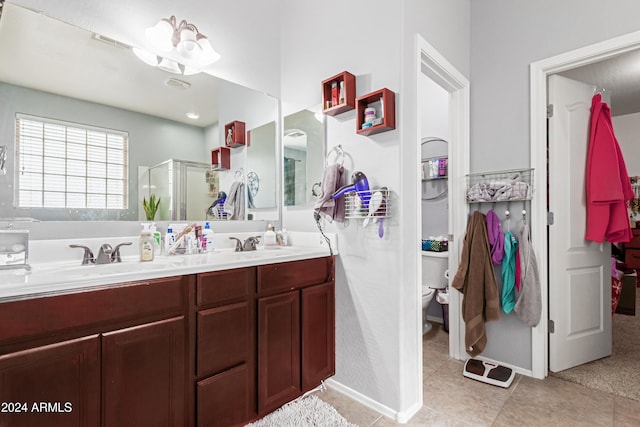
[[197, 301, 253, 377], [0, 276, 187, 349], [257, 257, 332, 295], [197, 267, 255, 308]]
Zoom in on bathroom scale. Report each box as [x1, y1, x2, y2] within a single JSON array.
[[462, 358, 515, 388]]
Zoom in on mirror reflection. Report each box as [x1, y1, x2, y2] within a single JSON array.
[[0, 3, 279, 222], [283, 108, 325, 207]]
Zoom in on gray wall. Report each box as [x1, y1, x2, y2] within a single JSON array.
[[0, 82, 206, 221], [470, 0, 640, 368]]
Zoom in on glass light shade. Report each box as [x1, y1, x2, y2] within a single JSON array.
[[176, 29, 201, 59], [196, 37, 221, 65], [132, 47, 159, 67], [145, 19, 174, 52], [157, 57, 182, 74]]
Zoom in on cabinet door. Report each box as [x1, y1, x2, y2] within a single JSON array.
[[258, 292, 300, 414], [102, 317, 186, 427], [0, 335, 100, 427], [301, 282, 335, 391]]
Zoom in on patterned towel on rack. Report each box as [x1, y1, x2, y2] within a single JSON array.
[[467, 179, 531, 202]]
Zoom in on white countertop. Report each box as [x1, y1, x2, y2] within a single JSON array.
[[0, 232, 337, 302]]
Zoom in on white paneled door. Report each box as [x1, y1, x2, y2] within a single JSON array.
[[548, 74, 612, 372]]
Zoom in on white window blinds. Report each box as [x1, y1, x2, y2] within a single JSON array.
[[15, 114, 129, 209]]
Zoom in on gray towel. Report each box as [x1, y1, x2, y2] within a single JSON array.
[[314, 163, 345, 222], [514, 224, 541, 327], [224, 181, 245, 220]]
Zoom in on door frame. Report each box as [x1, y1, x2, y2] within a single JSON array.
[[416, 35, 470, 363], [530, 29, 640, 379]]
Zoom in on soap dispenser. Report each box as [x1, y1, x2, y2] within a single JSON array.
[[140, 223, 155, 262], [263, 224, 277, 249]]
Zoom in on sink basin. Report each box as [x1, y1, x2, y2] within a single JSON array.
[[30, 256, 186, 278], [214, 247, 295, 260]]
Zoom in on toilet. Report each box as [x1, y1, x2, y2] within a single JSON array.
[[422, 251, 449, 334]]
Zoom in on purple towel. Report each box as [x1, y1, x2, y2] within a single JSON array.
[[486, 210, 504, 264]]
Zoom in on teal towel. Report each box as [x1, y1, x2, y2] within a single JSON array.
[[501, 232, 518, 314]]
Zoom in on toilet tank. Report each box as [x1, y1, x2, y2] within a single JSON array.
[[422, 251, 448, 289]]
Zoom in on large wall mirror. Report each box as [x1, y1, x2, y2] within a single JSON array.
[[283, 107, 325, 207], [0, 3, 279, 223]]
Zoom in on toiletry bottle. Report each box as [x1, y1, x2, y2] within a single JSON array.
[[339, 80, 345, 105], [140, 223, 155, 262], [263, 224, 277, 249], [202, 222, 214, 252], [150, 222, 162, 253], [165, 227, 175, 254], [281, 228, 289, 246]]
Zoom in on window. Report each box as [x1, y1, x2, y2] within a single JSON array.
[[15, 114, 128, 209]]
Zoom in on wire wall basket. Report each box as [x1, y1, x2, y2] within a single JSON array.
[[344, 188, 391, 221], [466, 168, 534, 203]]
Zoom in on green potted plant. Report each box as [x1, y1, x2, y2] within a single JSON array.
[[142, 194, 161, 221]]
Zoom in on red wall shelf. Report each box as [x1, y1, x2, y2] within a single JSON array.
[[322, 71, 356, 116], [211, 146, 231, 170], [224, 121, 247, 148], [356, 88, 396, 136]]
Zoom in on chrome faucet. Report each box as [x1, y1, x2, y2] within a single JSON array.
[[96, 244, 113, 264], [70, 242, 132, 265], [242, 236, 261, 251], [228, 236, 261, 252]]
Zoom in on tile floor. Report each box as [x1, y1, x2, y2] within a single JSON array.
[[317, 324, 640, 426]]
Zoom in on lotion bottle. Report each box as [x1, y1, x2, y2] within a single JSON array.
[[140, 223, 155, 262], [263, 224, 277, 249], [202, 221, 214, 252]]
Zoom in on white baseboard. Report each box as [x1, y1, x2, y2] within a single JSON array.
[[325, 378, 421, 424]]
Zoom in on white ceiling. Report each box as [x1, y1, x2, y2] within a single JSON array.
[[0, 3, 220, 127], [558, 48, 640, 117]]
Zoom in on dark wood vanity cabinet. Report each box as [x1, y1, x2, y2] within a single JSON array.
[[0, 275, 191, 427], [256, 257, 335, 415], [0, 256, 335, 427]]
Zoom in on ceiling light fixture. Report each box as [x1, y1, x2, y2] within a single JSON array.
[[132, 15, 220, 75]]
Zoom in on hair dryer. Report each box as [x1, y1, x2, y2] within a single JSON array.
[[206, 191, 227, 216], [332, 171, 371, 209]]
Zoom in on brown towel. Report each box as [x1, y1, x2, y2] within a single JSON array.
[[452, 211, 501, 357], [314, 163, 345, 222]]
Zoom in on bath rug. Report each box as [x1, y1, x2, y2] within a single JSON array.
[[245, 395, 357, 427]]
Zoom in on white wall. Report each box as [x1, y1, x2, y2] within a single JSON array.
[[470, 0, 640, 371], [280, 0, 470, 419], [420, 74, 449, 240], [613, 112, 640, 176]]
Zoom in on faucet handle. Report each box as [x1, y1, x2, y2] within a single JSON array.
[[69, 244, 95, 265], [111, 242, 133, 263], [228, 237, 243, 252]]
